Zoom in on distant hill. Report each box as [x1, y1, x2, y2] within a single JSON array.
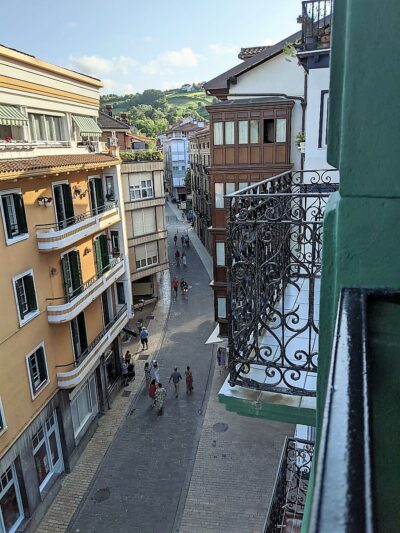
[[100, 85, 215, 138]]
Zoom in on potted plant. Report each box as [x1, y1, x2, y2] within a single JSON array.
[[297, 14, 316, 50], [37, 197, 46, 206], [44, 197, 53, 207], [319, 26, 331, 48], [296, 131, 306, 153]]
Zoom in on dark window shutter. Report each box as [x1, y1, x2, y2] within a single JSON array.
[[61, 255, 72, 298], [1, 195, 12, 239], [28, 355, 36, 393], [95, 179, 105, 211], [24, 275, 37, 312], [62, 184, 75, 224], [13, 194, 27, 234], [94, 237, 102, 275], [71, 318, 80, 360], [77, 312, 88, 353], [99, 235, 110, 272], [15, 278, 26, 319], [102, 292, 110, 326], [89, 180, 97, 215], [70, 251, 83, 296], [36, 347, 47, 382]]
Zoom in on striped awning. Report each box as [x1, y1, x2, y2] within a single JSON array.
[[0, 104, 28, 126], [72, 115, 102, 137]]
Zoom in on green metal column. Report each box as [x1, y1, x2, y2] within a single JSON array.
[[304, 0, 400, 530]]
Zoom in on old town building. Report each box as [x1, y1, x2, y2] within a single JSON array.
[[0, 45, 132, 530]]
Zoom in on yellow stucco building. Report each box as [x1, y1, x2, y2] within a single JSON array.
[[0, 45, 132, 531]]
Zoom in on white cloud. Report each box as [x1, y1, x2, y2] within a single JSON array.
[[69, 55, 114, 76], [262, 38, 275, 46], [114, 56, 139, 75], [143, 36, 153, 43], [159, 47, 200, 68], [208, 43, 238, 56]]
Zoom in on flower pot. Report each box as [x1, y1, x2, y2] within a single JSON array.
[[37, 198, 45, 206], [44, 198, 53, 207]]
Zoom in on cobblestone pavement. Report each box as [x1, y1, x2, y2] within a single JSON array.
[[68, 207, 216, 532]]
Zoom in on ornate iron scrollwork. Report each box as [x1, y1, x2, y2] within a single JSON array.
[[226, 170, 339, 396]]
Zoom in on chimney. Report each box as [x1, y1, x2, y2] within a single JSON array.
[[120, 113, 129, 124], [105, 104, 113, 116]]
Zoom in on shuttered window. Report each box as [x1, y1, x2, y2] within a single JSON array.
[[61, 250, 83, 300], [27, 344, 48, 396], [132, 208, 156, 237], [135, 242, 158, 270], [1, 190, 28, 243], [13, 270, 38, 324]]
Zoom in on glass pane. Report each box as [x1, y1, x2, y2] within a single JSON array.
[[48, 431, 59, 468], [276, 119, 286, 142], [215, 183, 224, 208], [34, 442, 50, 485], [225, 122, 234, 144], [238, 121, 248, 144], [225, 183, 235, 195], [217, 297, 227, 318], [238, 182, 248, 190], [216, 243, 225, 266], [46, 116, 56, 141], [54, 117, 63, 141], [0, 482, 21, 532], [76, 386, 91, 425], [250, 120, 259, 143], [213, 122, 223, 145]]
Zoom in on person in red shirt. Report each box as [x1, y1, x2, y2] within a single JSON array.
[[172, 276, 179, 299], [149, 379, 157, 403]]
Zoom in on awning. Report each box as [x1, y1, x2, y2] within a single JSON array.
[[72, 115, 102, 137], [0, 104, 28, 126]]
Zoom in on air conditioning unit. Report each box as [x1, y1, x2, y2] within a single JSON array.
[[109, 137, 118, 147]]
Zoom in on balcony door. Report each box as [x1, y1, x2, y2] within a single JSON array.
[[61, 250, 83, 300], [94, 234, 110, 276], [101, 289, 113, 328], [71, 311, 88, 361], [89, 177, 105, 215], [53, 183, 74, 229]]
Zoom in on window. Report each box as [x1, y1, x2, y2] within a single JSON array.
[[213, 122, 223, 145], [319, 90, 329, 148], [116, 282, 126, 305], [238, 182, 249, 190], [250, 120, 259, 143], [110, 230, 120, 255], [217, 297, 227, 319], [71, 375, 98, 438], [263, 118, 287, 143], [215, 183, 224, 208], [32, 412, 63, 491], [225, 183, 236, 196], [61, 250, 82, 300], [105, 176, 115, 201], [71, 312, 88, 361], [26, 344, 48, 397], [93, 234, 110, 275], [0, 398, 6, 434], [88, 176, 105, 215], [0, 190, 28, 244], [53, 182, 74, 229], [276, 119, 287, 142], [264, 119, 275, 143], [135, 242, 158, 270], [128, 174, 154, 200], [28, 113, 65, 142], [132, 208, 156, 237], [13, 270, 38, 325], [224, 122, 234, 144], [0, 464, 24, 533], [216, 242, 225, 266], [238, 120, 249, 144]]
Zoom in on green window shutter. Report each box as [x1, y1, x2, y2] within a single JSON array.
[[77, 312, 88, 353], [99, 234, 109, 272], [24, 275, 37, 312], [89, 180, 97, 215], [13, 193, 27, 234], [61, 255, 72, 298], [62, 184, 74, 223], [95, 179, 105, 211], [94, 237, 102, 275], [15, 278, 26, 318], [1, 195, 12, 239], [36, 347, 47, 382], [70, 251, 83, 297]]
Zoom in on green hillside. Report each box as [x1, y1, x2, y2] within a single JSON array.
[[100, 85, 215, 138]]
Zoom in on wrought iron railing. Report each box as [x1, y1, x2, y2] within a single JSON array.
[[264, 437, 314, 533], [226, 170, 339, 396], [36, 201, 118, 232], [48, 255, 123, 305], [56, 304, 128, 370], [300, 0, 333, 51]]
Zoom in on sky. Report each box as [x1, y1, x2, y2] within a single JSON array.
[[1, 0, 301, 95]]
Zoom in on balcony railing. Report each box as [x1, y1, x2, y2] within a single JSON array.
[[35, 201, 120, 251], [300, 0, 333, 51], [264, 437, 314, 533], [226, 170, 339, 397]]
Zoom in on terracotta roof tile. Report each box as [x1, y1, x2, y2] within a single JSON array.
[[0, 153, 119, 177]]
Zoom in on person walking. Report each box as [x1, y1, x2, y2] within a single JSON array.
[[182, 251, 187, 267], [144, 362, 152, 388], [149, 378, 157, 402], [140, 326, 149, 350], [169, 367, 183, 398], [175, 249, 180, 267], [154, 383, 167, 415], [174, 234, 178, 247], [172, 276, 179, 299], [185, 234, 190, 248], [127, 361, 135, 381], [121, 359, 129, 387], [152, 360, 160, 383], [185, 366, 193, 395], [182, 280, 189, 298], [181, 234, 185, 247]]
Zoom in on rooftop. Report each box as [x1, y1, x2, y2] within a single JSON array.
[[238, 46, 270, 60], [97, 111, 131, 131]]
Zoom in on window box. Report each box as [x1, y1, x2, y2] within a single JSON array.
[[13, 269, 39, 326], [26, 343, 49, 398]]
